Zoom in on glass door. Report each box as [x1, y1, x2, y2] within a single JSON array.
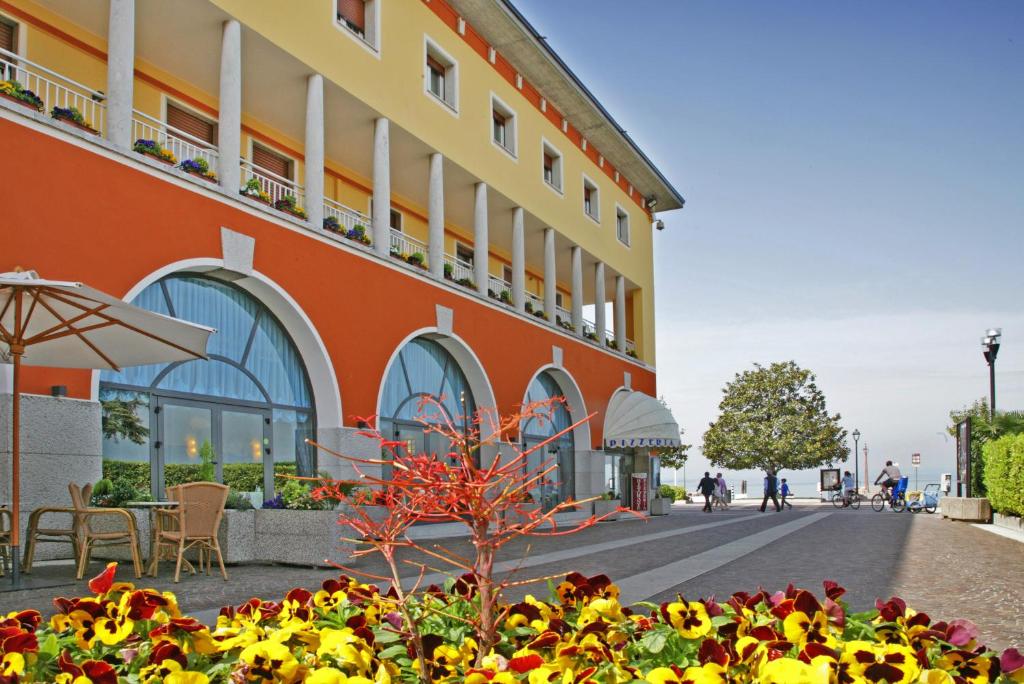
[[221, 407, 271, 496], [156, 399, 213, 497]]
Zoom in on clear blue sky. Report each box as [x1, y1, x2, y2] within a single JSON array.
[[515, 0, 1024, 491]]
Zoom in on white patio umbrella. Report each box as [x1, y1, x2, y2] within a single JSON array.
[[0, 269, 213, 582]]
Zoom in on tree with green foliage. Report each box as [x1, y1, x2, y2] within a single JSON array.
[[100, 397, 149, 444], [703, 361, 847, 475], [982, 433, 1024, 516], [197, 439, 216, 482], [948, 398, 1024, 496]]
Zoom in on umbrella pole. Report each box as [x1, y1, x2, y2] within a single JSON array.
[[10, 348, 21, 584]]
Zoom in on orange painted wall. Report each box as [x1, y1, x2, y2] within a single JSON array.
[[1, 119, 656, 447]]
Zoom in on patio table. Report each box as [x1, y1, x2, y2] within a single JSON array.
[[126, 501, 179, 575]]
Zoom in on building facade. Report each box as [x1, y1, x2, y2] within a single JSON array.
[[0, 0, 684, 524]]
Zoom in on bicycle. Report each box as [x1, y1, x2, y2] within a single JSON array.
[[871, 480, 908, 512], [831, 490, 860, 509]]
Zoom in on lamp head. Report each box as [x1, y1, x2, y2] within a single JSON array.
[[982, 328, 1002, 346], [852, 429, 860, 439]]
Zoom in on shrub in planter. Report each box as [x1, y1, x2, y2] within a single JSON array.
[[627, 349, 639, 359], [456, 277, 475, 289], [179, 157, 217, 181], [240, 177, 272, 204], [51, 105, 98, 134], [499, 290, 512, 304], [406, 252, 426, 267], [274, 193, 307, 219], [584, 330, 598, 342], [606, 338, 620, 351], [224, 490, 255, 510], [322, 215, 342, 232], [525, 301, 534, 314], [533, 309, 548, 321], [0, 79, 44, 112], [132, 139, 176, 164], [487, 288, 498, 300], [443, 262, 454, 279], [983, 432, 1024, 516], [556, 316, 573, 331]]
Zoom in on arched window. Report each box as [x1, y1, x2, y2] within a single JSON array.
[[521, 371, 574, 509], [100, 274, 315, 498], [378, 337, 476, 468]]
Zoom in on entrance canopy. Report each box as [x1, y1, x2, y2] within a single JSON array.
[[603, 390, 680, 448]]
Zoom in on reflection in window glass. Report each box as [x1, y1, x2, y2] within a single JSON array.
[[273, 410, 316, 478]]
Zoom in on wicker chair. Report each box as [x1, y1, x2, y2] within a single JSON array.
[[152, 482, 229, 583], [68, 484, 143, 580], [0, 507, 11, 576], [22, 483, 92, 574]]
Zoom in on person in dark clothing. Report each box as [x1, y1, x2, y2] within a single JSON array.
[[780, 478, 793, 509], [760, 470, 781, 512], [698, 472, 717, 512]]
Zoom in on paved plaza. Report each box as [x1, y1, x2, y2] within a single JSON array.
[[2, 501, 1021, 651]]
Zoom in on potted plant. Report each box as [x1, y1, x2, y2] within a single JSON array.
[[533, 310, 548, 321], [627, 349, 639, 359], [606, 339, 620, 351], [51, 106, 98, 134], [179, 157, 217, 182], [584, 330, 598, 342], [406, 252, 426, 268], [323, 216, 341, 233], [240, 177, 272, 205], [443, 262, 454, 280], [487, 289, 498, 301], [556, 316, 573, 331], [0, 80, 44, 112], [455, 277, 475, 290], [132, 138, 177, 165], [524, 301, 534, 314], [346, 224, 371, 245], [274, 194, 307, 219], [499, 290, 512, 305]]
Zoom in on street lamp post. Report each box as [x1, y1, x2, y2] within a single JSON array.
[[852, 429, 861, 494], [982, 328, 1001, 421]]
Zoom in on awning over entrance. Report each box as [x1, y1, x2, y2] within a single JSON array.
[[603, 390, 681, 448]]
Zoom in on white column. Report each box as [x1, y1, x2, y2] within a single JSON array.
[[372, 117, 391, 256], [473, 182, 488, 296], [304, 74, 324, 229], [105, 0, 135, 148], [428, 153, 445, 279], [218, 19, 242, 192], [615, 274, 626, 351], [571, 246, 583, 335], [543, 228, 556, 324], [512, 208, 526, 312], [594, 262, 607, 346]]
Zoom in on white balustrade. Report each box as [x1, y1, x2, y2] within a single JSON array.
[[0, 47, 106, 134], [323, 197, 370, 234], [443, 254, 475, 284], [555, 305, 572, 326], [488, 275, 512, 301], [240, 159, 304, 208], [389, 229, 428, 263], [132, 110, 218, 167], [582, 318, 597, 338], [525, 291, 545, 314], [625, 339, 637, 355]]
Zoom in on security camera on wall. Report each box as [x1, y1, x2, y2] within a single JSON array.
[[655, 219, 665, 231]]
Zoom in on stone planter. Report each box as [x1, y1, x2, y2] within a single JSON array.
[[993, 512, 1023, 534], [941, 497, 992, 523], [593, 499, 622, 521], [218, 509, 256, 564], [253, 508, 349, 567], [650, 497, 672, 516]]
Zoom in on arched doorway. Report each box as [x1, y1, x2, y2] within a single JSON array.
[[378, 337, 476, 474], [521, 371, 575, 510], [99, 274, 316, 499]]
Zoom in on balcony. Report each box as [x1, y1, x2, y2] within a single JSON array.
[[0, 22, 642, 363]]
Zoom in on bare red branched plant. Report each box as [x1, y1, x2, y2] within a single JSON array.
[[307, 396, 637, 668]]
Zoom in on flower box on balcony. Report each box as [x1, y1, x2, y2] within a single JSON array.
[[275, 195, 307, 220], [179, 158, 217, 182], [0, 83, 45, 113], [405, 252, 426, 268], [51, 106, 98, 135], [240, 178, 273, 206], [345, 225, 372, 246], [133, 139, 176, 165], [323, 216, 342, 233]]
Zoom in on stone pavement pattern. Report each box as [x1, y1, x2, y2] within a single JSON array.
[[1, 503, 1019, 650]]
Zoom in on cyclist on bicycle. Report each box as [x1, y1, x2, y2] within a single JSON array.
[[841, 470, 855, 507], [874, 461, 902, 499]]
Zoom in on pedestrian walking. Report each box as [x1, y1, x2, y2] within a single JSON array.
[[698, 471, 717, 513], [760, 470, 781, 512], [714, 472, 729, 510], [780, 478, 793, 509]]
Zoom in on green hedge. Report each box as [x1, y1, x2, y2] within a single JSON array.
[[658, 485, 687, 501], [102, 460, 300, 493], [982, 433, 1024, 517]]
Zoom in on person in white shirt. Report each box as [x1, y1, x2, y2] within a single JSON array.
[[874, 461, 902, 499], [841, 471, 856, 507]]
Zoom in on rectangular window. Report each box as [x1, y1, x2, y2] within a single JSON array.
[[166, 102, 217, 145], [0, 18, 15, 53], [337, 0, 366, 36], [456, 242, 474, 266], [616, 207, 631, 245], [555, 292, 564, 308], [542, 140, 563, 193], [490, 95, 517, 156], [502, 264, 512, 284], [583, 177, 600, 222], [390, 209, 402, 231], [424, 39, 458, 111], [252, 143, 293, 181]]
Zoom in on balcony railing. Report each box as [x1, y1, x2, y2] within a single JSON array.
[[0, 47, 106, 135], [443, 254, 474, 284], [390, 230, 428, 265], [240, 159, 304, 208], [525, 291, 545, 315], [555, 305, 572, 325], [323, 197, 370, 234], [487, 275, 511, 301], [132, 110, 218, 168]]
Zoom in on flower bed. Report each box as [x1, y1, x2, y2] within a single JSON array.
[[0, 563, 1018, 683]]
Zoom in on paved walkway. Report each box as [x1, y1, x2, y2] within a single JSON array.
[[1, 503, 1020, 650]]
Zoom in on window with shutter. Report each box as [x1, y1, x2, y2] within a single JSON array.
[[456, 243, 474, 267], [493, 111, 507, 147], [337, 0, 365, 35], [390, 209, 402, 231], [0, 20, 15, 54], [503, 265, 512, 284], [543, 155, 553, 182], [427, 55, 446, 99], [252, 144, 292, 181], [166, 103, 216, 145]]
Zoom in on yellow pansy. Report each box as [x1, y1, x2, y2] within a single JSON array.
[[757, 657, 832, 683]]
